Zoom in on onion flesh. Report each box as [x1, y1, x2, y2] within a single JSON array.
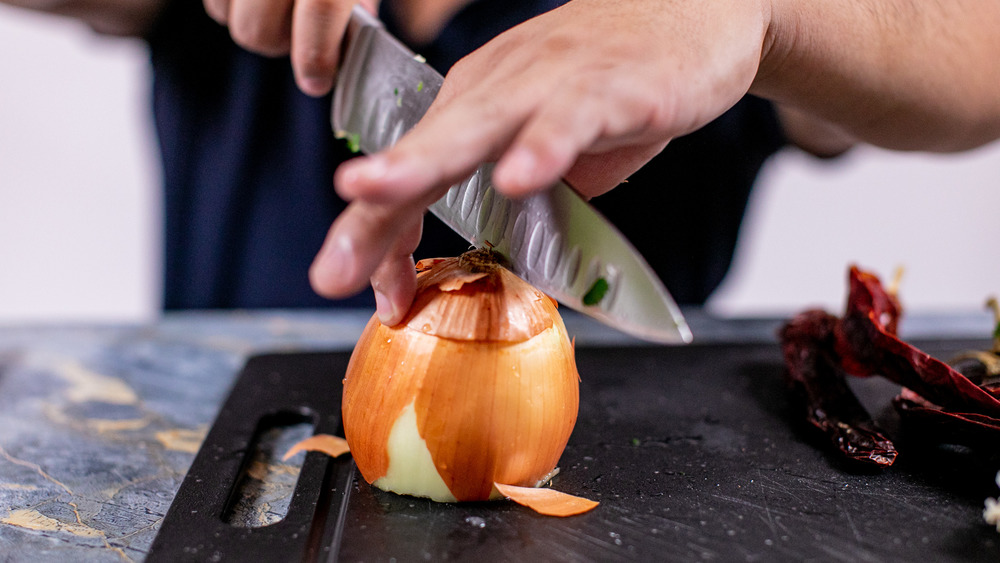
[[373, 401, 456, 501]]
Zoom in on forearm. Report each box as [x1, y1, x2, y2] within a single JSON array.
[[755, 0, 1000, 152], [3, 0, 163, 36]]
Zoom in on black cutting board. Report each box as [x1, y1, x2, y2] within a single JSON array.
[[148, 342, 1000, 562]]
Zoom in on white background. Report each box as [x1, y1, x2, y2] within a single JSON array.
[[2, 6, 999, 325]]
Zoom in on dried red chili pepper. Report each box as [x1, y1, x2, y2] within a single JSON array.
[[781, 266, 1000, 462], [893, 388, 1000, 451], [780, 309, 897, 466], [833, 266, 1000, 417]]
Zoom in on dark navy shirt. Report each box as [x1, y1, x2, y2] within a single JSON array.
[[147, 0, 785, 310]]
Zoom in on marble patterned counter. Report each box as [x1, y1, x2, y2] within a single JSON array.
[[0, 311, 376, 561], [0, 309, 994, 561]]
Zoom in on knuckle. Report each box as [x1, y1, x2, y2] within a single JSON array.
[[445, 55, 472, 79], [296, 45, 337, 76], [440, 55, 482, 94], [300, 0, 347, 37], [294, 0, 348, 73], [304, 0, 341, 21]]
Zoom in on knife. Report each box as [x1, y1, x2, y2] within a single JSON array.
[[332, 6, 692, 344]]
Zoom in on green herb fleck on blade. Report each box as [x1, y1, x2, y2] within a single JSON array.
[[346, 132, 361, 153], [417, 81, 424, 92], [582, 278, 609, 306]]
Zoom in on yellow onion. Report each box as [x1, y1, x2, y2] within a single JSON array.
[[342, 248, 580, 502]]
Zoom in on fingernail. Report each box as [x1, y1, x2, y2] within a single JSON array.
[[374, 290, 399, 326], [298, 76, 332, 97], [344, 155, 389, 184]]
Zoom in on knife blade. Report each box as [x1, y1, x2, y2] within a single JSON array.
[[332, 7, 692, 344]]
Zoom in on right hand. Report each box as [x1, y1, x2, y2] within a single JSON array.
[[310, 0, 773, 324], [202, 0, 379, 96]]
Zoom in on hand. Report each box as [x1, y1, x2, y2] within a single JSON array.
[[309, 0, 772, 324], [202, 0, 379, 96]]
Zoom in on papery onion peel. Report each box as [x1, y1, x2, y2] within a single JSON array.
[[341, 249, 584, 505], [282, 434, 351, 461], [493, 482, 599, 517]]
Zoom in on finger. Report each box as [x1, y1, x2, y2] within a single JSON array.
[[493, 77, 669, 198], [334, 81, 532, 204], [490, 89, 605, 199], [203, 0, 230, 24], [370, 219, 422, 325], [291, 0, 354, 96], [228, 0, 293, 57], [563, 142, 669, 198], [309, 200, 420, 300]]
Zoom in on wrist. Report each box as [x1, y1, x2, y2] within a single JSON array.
[[751, 0, 790, 100]]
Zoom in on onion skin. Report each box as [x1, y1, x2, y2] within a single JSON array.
[[342, 250, 580, 502]]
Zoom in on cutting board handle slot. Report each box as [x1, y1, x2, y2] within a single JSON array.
[[221, 411, 316, 528]]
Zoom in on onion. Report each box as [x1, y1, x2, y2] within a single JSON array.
[[341, 248, 581, 502]]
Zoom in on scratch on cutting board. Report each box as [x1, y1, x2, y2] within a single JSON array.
[[816, 539, 882, 563], [757, 469, 779, 537], [853, 488, 949, 523], [758, 472, 819, 507], [711, 491, 795, 537], [787, 473, 840, 493], [544, 523, 626, 558], [842, 505, 862, 543]]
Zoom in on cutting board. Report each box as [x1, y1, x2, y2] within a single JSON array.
[[148, 342, 1000, 561]]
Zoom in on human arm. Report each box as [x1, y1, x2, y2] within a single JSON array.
[[761, 0, 1000, 159], [308, 0, 1000, 324], [311, 0, 772, 322], [758, 0, 1000, 153]]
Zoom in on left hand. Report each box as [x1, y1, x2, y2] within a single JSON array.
[[309, 0, 772, 324], [203, 0, 379, 96]]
